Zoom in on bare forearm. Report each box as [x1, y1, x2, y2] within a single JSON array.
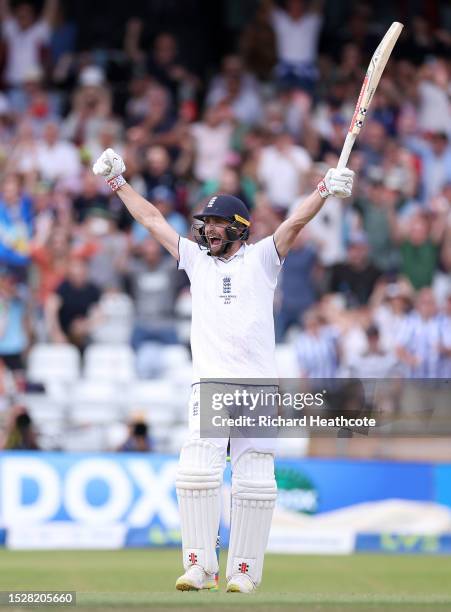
[[116, 183, 161, 228], [115, 182, 179, 258], [0, 0, 10, 19], [274, 189, 324, 258], [288, 189, 325, 231], [43, 0, 58, 24], [45, 296, 66, 341], [92, 149, 179, 257]]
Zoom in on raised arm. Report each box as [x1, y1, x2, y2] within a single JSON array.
[[0, 0, 10, 20], [93, 149, 179, 259], [42, 0, 59, 25], [274, 167, 354, 258]]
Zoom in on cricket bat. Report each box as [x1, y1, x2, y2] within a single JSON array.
[[337, 21, 404, 169]]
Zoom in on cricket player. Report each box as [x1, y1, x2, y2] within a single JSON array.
[[93, 148, 354, 593]]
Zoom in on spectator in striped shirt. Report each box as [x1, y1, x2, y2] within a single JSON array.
[[348, 324, 399, 379], [395, 288, 451, 378], [295, 307, 340, 380], [438, 293, 451, 379]]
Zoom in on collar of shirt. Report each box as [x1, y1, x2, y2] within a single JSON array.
[[216, 243, 246, 263]]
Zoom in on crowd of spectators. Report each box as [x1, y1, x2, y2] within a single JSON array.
[[0, 0, 450, 428]]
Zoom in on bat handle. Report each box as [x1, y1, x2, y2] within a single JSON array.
[[337, 133, 356, 169]]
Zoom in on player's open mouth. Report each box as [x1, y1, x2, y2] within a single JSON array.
[[209, 237, 221, 247]]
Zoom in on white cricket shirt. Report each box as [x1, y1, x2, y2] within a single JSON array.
[[2, 18, 50, 86], [271, 10, 322, 64], [178, 236, 283, 381]]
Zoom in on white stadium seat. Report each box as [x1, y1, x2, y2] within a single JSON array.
[[22, 393, 66, 422], [84, 343, 136, 383], [69, 380, 123, 425], [19, 392, 67, 450], [105, 422, 130, 450], [136, 343, 191, 379], [136, 342, 166, 379], [160, 345, 191, 369], [126, 380, 176, 408], [125, 380, 179, 424], [174, 291, 192, 344], [27, 343, 81, 385], [91, 292, 134, 344], [61, 426, 109, 451], [71, 379, 120, 403], [69, 404, 122, 425]]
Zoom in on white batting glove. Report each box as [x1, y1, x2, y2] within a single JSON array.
[[317, 167, 354, 199], [92, 148, 126, 191]]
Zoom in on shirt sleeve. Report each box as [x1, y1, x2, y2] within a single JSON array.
[[2, 17, 16, 38], [270, 7, 285, 29], [33, 19, 51, 42], [178, 237, 202, 279], [306, 12, 323, 32], [440, 317, 451, 349], [395, 316, 413, 349], [252, 235, 284, 284]]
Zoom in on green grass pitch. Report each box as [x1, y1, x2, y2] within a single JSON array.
[[1, 549, 451, 611]]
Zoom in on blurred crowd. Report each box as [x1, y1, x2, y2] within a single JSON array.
[[0, 0, 451, 427]]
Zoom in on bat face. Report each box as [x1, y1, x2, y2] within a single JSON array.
[[349, 22, 404, 136]]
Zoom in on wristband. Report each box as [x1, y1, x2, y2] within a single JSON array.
[[316, 179, 329, 199], [106, 174, 126, 192]]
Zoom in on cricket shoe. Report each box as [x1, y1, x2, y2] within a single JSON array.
[[226, 573, 256, 593], [175, 565, 216, 591]]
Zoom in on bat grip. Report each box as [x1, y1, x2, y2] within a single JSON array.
[[337, 133, 356, 169]]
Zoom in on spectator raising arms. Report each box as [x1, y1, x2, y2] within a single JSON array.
[[45, 255, 101, 351], [267, 0, 324, 93], [0, 0, 58, 87], [258, 129, 311, 212]]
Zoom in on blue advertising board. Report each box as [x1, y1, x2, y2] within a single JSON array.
[[0, 452, 449, 551], [435, 465, 451, 508], [0, 452, 183, 547]]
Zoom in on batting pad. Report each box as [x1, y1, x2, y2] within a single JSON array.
[[176, 439, 226, 574], [227, 451, 277, 586]]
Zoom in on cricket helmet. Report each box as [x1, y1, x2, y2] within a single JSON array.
[[192, 194, 251, 255]]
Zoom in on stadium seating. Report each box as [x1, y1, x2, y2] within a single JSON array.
[[91, 292, 135, 344], [61, 425, 110, 452], [136, 343, 191, 379], [27, 344, 81, 385], [136, 342, 166, 379], [125, 380, 181, 425], [21, 340, 191, 451], [68, 380, 124, 425], [83, 343, 136, 383]]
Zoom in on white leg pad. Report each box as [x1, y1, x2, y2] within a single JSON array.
[[176, 439, 226, 574], [226, 451, 277, 586]]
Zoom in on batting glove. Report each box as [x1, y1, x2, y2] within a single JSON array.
[[92, 148, 126, 191], [317, 167, 354, 199]]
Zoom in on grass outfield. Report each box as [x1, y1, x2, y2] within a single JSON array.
[[0, 549, 451, 611]]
